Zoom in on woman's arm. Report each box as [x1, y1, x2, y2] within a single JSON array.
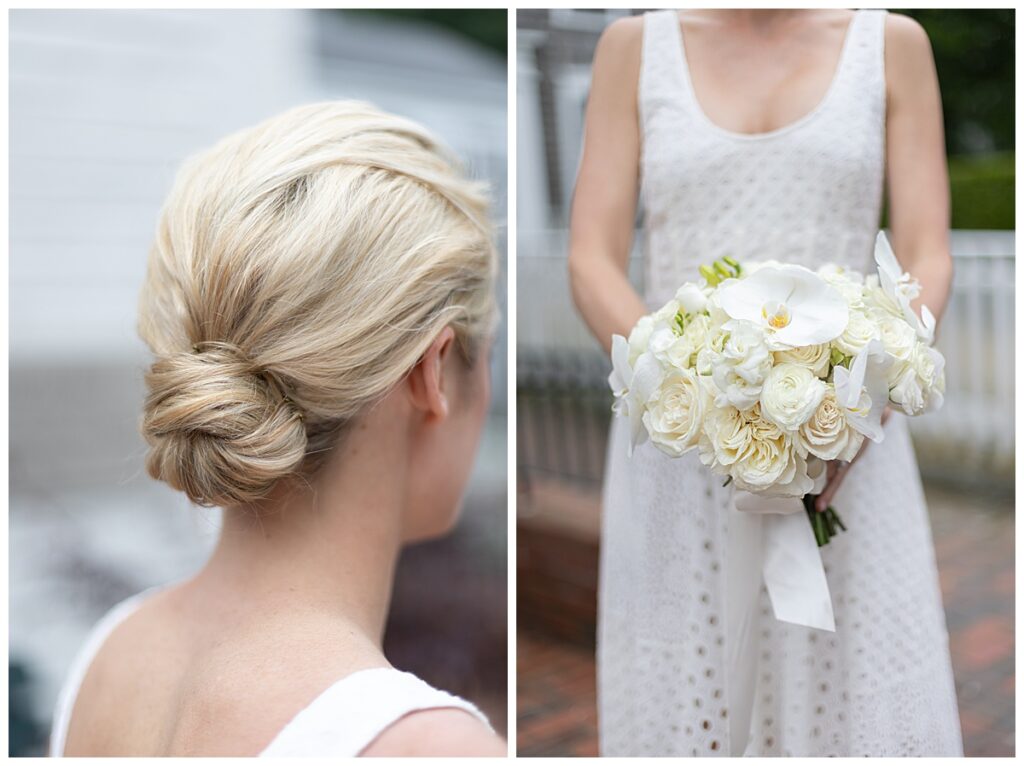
[[567, 16, 648, 355], [817, 12, 952, 511], [884, 12, 954, 326]]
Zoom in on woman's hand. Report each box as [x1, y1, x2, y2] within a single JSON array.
[[814, 407, 893, 512]]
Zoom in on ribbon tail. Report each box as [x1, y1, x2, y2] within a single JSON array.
[[763, 513, 836, 631], [725, 501, 765, 756]]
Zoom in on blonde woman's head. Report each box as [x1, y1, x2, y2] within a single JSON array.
[[138, 101, 498, 513]]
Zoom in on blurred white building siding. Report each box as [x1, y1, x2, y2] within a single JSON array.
[[11, 9, 506, 365]]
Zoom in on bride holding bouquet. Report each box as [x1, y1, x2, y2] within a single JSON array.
[[568, 9, 962, 757]]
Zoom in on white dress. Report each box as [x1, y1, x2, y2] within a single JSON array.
[[50, 586, 492, 757], [597, 9, 963, 757]]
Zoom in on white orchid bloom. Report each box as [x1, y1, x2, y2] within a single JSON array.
[[833, 339, 894, 442], [718, 264, 849, 350], [874, 230, 936, 344], [608, 335, 665, 456]]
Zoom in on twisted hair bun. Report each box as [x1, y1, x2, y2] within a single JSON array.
[[138, 101, 497, 508]]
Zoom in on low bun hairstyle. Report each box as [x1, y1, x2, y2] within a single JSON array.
[[138, 101, 498, 508]]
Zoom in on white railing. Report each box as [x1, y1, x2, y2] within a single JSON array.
[[517, 229, 1015, 487]]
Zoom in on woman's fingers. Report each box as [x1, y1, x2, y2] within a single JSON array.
[[815, 409, 891, 513], [816, 460, 851, 512]]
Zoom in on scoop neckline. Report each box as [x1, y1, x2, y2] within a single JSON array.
[[669, 9, 863, 142]]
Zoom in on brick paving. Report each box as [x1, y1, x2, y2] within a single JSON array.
[[516, 482, 1014, 757]]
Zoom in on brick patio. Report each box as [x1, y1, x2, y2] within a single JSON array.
[[516, 481, 1014, 757]]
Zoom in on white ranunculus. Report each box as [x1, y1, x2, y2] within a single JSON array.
[[833, 339, 894, 442], [643, 366, 708, 457], [710, 319, 772, 410], [675, 282, 709, 315], [718, 263, 849, 349], [759, 362, 827, 432], [773, 343, 831, 378], [834, 307, 880, 357], [797, 388, 864, 461]]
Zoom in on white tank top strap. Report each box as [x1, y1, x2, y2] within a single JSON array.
[[258, 667, 493, 757], [49, 585, 165, 756]]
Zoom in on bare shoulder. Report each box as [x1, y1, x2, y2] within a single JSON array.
[[362, 707, 507, 757], [593, 14, 643, 65], [885, 14, 937, 78]]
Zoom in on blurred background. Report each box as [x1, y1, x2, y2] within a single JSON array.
[[516, 8, 1014, 757], [8, 9, 507, 754]]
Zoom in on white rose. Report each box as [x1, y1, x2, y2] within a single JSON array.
[[759, 362, 827, 432], [675, 283, 709, 315], [873, 311, 917, 365], [773, 343, 831, 378], [643, 366, 708, 457], [710, 319, 772, 411], [797, 388, 864, 461], [834, 307, 880, 357]]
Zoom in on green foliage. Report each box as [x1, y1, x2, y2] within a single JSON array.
[[891, 9, 1014, 155], [880, 151, 1015, 231], [344, 9, 506, 56], [948, 151, 1016, 230]]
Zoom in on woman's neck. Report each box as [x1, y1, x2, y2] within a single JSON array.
[[191, 423, 408, 647]]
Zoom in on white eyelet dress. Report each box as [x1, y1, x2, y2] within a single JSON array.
[[50, 587, 493, 757], [597, 9, 964, 757]]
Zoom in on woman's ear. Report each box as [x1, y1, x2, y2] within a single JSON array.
[[406, 325, 457, 421]]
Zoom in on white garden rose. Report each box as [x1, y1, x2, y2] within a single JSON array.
[[759, 362, 827, 432], [643, 366, 708, 456], [833, 307, 880, 357], [726, 404, 812, 496], [710, 319, 772, 410], [773, 343, 831, 378], [797, 388, 864, 461], [698, 401, 750, 471]]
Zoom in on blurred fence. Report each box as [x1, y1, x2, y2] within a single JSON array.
[[517, 229, 1015, 493]]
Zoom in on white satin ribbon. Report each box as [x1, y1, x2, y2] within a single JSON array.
[[724, 480, 836, 755]]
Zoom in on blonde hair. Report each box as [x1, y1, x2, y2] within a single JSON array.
[[138, 101, 498, 508]]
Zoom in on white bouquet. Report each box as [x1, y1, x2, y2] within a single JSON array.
[[609, 232, 945, 546]]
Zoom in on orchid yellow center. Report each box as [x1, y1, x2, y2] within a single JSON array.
[[761, 301, 791, 330]]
